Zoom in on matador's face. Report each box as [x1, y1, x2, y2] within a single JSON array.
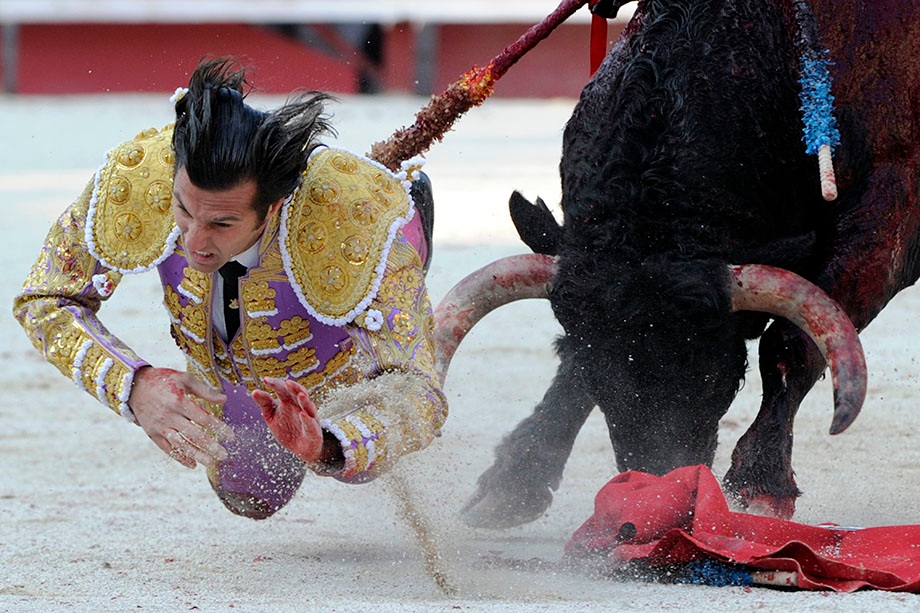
[[171, 166, 281, 273]]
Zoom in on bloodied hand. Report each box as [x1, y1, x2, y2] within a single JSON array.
[[128, 367, 234, 468], [252, 377, 326, 464]]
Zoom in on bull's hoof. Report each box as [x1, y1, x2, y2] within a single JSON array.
[[459, 484, 554, 529], [729, 489, 796, 520]]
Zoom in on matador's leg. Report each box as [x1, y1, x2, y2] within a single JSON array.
[[208, 385, 307, 519]]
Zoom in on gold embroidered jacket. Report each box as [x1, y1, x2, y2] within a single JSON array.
[[13, 125, 447, 482]]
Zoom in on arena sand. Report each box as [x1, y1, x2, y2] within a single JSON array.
[[1, 94, 918, 612]]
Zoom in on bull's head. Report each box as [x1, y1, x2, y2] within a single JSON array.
[[434, 253, 865, 439]]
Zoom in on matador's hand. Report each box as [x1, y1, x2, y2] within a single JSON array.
[[252, 377, 324, 463], [128, 366, 233, 468]]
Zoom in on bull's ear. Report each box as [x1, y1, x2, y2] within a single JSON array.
[[509, 191, 562, 255]]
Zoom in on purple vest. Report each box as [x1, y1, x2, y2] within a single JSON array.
[[156, 237, 364, 419]]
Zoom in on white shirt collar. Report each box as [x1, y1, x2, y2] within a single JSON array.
[[231, 238, 261, 269]]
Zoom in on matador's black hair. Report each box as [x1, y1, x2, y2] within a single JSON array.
[[172, 57, 335, 222]]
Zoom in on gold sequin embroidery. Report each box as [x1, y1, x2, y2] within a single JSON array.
[[245, 320, 281, 354], [278, 316, 312, 349], [242, 279, 277, 316], [282, 149, 411, 322], [288, 346, 319, 376], [88, 125, 177, 271], [178, 266, 210, 305]]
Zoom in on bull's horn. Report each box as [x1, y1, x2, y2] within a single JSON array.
[[729, 264, 866, 435], [434, 254, 556, 384]]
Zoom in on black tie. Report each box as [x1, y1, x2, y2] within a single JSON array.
[[218, 260, 247, 340]]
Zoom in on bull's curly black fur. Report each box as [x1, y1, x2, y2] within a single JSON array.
[[462, 0, 920, 528], [557, 0, 821, 473], [550, 0, 820, 477]]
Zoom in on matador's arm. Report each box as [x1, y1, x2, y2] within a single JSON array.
[[317, 236, 448, 482], [13, 179, 150, 418]]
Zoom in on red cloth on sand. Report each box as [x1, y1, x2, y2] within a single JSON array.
[[566, 465, 920, 592]]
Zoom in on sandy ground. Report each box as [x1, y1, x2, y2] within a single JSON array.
[[1, 93, 919, 612]]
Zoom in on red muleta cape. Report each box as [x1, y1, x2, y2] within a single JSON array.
[[566, 464, 920, 592]]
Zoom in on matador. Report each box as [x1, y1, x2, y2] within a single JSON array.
[[13, 58, 445, 519]]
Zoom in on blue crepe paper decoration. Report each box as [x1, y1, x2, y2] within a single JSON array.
[[799, 54, 841, 155], [682, 559, 755, 587]]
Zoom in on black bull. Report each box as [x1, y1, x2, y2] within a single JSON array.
[[434, 0, 920, 528]]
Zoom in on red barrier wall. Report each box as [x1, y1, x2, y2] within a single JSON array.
[[2, 21, 623, 97], [9, 23, 358, 94]]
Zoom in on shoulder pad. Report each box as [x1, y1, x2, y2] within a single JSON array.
[[280, 148, 415, 326], [86, 125, 180, 273]]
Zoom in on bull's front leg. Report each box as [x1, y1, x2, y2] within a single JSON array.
[[460, 339, 595, 528], [726, 160, 920, 518], [723, 320, 825, 518]]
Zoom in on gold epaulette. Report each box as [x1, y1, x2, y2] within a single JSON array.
[[85, 125, 180, 273], [280, 148, 415, 327]]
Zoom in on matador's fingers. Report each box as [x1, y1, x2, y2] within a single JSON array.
[[262, 377, 306, 419], [180, 399, 235, 442], [252, 389, 278, 421], [262, 377, 295, 405], [183, 372, 228, 405], [159, 432, 197, 469], [176, 423, 228, 462], [285, 379, 317, 419], [166, 430, 222, 468]]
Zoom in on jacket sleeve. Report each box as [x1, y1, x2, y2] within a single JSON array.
[[315, 236, 448, 482], [12, 179, 150, 418]]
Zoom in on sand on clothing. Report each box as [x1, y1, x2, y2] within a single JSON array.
[[1, 94, 918, 612]]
